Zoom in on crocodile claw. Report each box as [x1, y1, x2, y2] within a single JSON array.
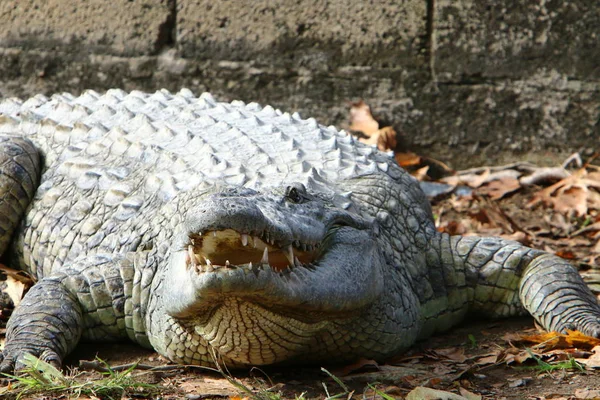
[[560, 319, 600, 338], [0, 347, 62, 373]]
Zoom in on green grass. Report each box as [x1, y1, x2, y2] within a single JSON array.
[[518, 349, 585, 373], [320, 367, 353, 399], [366, 383, 397, 400], [467, 333, 478, 348], [0, 354, 159, 400]]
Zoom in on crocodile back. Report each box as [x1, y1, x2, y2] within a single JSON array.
[[0, 89, 405, 279]]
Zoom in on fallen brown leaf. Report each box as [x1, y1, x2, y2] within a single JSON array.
[[349, 100, 379, 136], [475, 177, 521, 200], [515, 330, 600, 351], [406, 386, 470, 400], [432, 347, 468, 363], [395, 152, 422, 168], [437, 220, 469, 236], [413, 166, 430, 181], [555, 249, 577, 260], [593, 239, 600, 254], [333, 358, 379, 376], [459, 387, 482, 400], [528, 168, 600, 217], [376, 126, 397, 151], [576, 345, 600, 368], [574, 388, 600, 399], [503, 348, 539, 365], [474, 352, 500, 366], [0, 264, 35, 307]]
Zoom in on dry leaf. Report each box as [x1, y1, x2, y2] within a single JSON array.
[[358, 126, 398, 152], [528, 168, 600, 217], [178, 377, 239, 396], [459, 387, 482, 400], [475, 178, 521, 200], [504, 349, 539, 365], [576, 345, 600, 368], [376, 126, 397, 151], [413, 166, 430, 181], [395, 152, 422, 168], [593, 239, 600, 254], [553, 186, 588, 216], [474, 352, 500, 366], [437, 220, 469, 235], [575, 388, 600, 399], [0, 264, 35, 307], [349, 100, 379, 136], [515, 330, 600, 351], [432, 347, 468, 363], [333, 358, 379, 376], [442, 170, 491, 188], [348, 101, 399, 152], [555, 249, 576, 260], [406, 386, 470, 400], [4, 278, 26, 307]]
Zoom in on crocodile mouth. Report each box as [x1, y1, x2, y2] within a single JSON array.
[[184, 229, 320, 273]]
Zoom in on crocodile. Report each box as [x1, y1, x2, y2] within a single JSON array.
[[0, 88, 599, 372]]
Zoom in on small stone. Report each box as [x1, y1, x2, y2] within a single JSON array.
[[508, 378, 531, 388]]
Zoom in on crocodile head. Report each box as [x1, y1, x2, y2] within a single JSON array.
[[160, 183, 384, 365]]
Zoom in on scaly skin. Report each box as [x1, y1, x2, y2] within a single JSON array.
[[0, 89, 599, 372]]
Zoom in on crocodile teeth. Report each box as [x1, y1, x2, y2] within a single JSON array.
[[248, 262, 253, 269], [241, 234, 248, 246], [204, 257, 214, 272], [188, 245, 197, 268], [261, 247, 269, 265], [283, 245, 294, 266], [225, 260, 230, 267], [294, 256, 302, 268], [213, 231, 217, 237]]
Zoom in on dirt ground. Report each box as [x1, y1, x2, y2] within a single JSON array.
[[46, 316, 594, 400], [4, 178, 600, 399], [54, 315, 600, 400]]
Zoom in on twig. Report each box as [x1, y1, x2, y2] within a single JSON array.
[[78, 359, 220, 374], [456, 161, 539, 175]]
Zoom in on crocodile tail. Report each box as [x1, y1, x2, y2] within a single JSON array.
[[448, 235, 600, 337]]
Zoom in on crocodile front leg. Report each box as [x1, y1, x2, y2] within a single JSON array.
[[450, 235, 600, 336], [0, 275, 83, 371], [0, 254, 134, 372], [520, 253, 600, 335], [0, 135, 40, 255], [0, 135, 40, 310]]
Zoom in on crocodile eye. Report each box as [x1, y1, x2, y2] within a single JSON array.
[[285, 185, 305, 204]]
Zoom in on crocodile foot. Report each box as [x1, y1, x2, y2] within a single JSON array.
[[0, 346, 62, 373], [561, 319, 600, 338]]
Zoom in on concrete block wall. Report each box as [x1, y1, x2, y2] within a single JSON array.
[[1, 0, 598, 167]]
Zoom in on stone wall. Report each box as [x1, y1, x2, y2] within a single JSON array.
[[1, 0, 598, 168]]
